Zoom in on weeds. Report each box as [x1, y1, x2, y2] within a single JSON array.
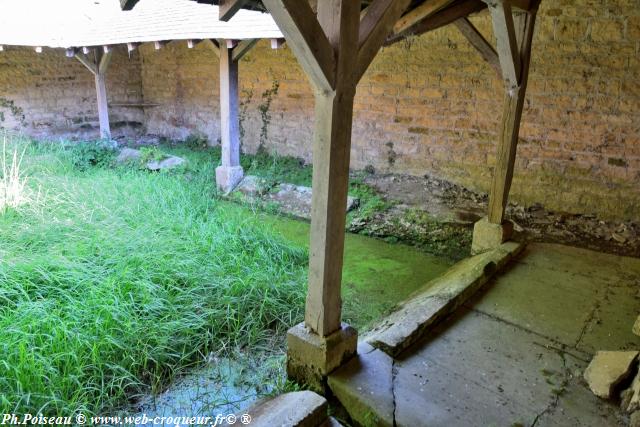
[[0, 135, 28, 212], [0, 135, 307, 416]]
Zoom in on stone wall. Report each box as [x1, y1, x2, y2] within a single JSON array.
[[137, 2, 640, 221], [0, 46, 144, 139], [0, 1, 637, 220]]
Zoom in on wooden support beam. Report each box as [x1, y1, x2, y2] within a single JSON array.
[[218, 0, 250, 22], [262, 0, 336, 92], [357, 0, 412, 82], [304, 0, 361, 337], [219, 42, 240, 168], [232, 39, 258, 62], [225, 39, 239, 49], [487, 7, 537, 224], [94, 50, 112, 140], [386, 0, 487, 44], [454, 17, 501, 77], [206, 39, 220, 57], [487, 0, 520, 86], [270, 38, 285, 49], [98, 50, 112, 75], [74, 53, 97, 75], [154, 40, 169, 50], [120, 0, 139, 11], [393, 0, 454, 35]]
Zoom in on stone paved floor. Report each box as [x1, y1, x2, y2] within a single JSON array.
[[331, 243, 640, 426]]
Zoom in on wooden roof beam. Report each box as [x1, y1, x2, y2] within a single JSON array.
[[270, 38, 285, 49], [386, 0, 487, 45], [393, 0, 455, 35], [218, 0, 250, 21], [232, 39, 258, 61], [486, 0, 520, 86], [357, 0, 412, 82], [454, 17, 501, 78], [262, 0, 336, 92]]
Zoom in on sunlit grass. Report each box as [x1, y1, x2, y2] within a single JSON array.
[[0, 134, 307, 415], [0, 135, 30, 212]]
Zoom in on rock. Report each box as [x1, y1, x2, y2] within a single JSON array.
[[235, 175, 271, 197], [241, 391, 328, 427], [266, 184, 358, 220], [147, 155, 185, 171], [612, 232, 627, 244], [633, 315, 640, 337], [632, 411, 640, 427], [116, 147, 141, 163], [627, 372, 640, 412], [583, 351, 639, 399]]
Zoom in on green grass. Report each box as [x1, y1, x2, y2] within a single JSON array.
[[0, 135, 307, 415]]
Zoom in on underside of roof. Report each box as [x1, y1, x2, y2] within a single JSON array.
[[0, 0, 282, 49]]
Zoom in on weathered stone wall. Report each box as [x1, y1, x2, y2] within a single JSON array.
[[0, 46, 144, 139], [138, 2, 640, 221]]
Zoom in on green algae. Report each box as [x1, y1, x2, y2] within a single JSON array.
[[219, 201, 453, 331]]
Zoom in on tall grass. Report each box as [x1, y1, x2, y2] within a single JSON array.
[[0, 135, 29, 212], [0, 136, 307, 415]]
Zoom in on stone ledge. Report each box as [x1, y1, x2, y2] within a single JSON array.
[[240, 391, 329, 427], [365, 241, 525, 357]]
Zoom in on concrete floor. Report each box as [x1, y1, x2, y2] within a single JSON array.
[[331, 243, 640, 426]]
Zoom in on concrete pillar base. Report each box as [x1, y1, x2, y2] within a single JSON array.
[[215, 165, 244, 194], [287, 322, 358, 393], [471, 216, 514, 255]]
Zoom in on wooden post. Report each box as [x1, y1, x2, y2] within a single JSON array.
[[219, 41, 240, 169], [486, 2, 537, 224], [214, 39, 257, 193], [75, 49, 112, 140]]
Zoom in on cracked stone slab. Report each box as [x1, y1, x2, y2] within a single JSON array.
[[266, 184, 358, 220], [584, 351, 639, 399], [471, 243, 640, 351], [242, 391, 328, 427], [392, 309, 621, 427], [328, 344, 395, 427], [365, 241, 524, 357]]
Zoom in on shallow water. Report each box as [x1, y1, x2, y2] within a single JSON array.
[[134, 203, 453, 423]]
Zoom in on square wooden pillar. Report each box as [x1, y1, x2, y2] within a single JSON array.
[[215, 41, 244, 193], [472, 1, 538, 254]]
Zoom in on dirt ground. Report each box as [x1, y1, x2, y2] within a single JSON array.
[[358, 173, 640, 259]]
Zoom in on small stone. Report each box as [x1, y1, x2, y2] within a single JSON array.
[[116, 147, 141, 163], [147, 155, 186, 171], [583, 351, 639, 399], [612, 232, 627, 243], [235, 175, 270, 197], [633, 315, 640, 337]]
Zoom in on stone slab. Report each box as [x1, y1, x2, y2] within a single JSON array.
[[242, 391, 328, 427], [366, 241, 524, 357], [215, 165, 244, 194], [471, 243, 640, 351], [328, 345, 395, 427], [584, 351, 639, 399], [266, 184, 358, 220]]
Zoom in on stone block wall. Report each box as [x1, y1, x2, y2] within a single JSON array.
[[0, 0, 638, 220], [139, 1, 639, 220], [0, 46, 144, 139]]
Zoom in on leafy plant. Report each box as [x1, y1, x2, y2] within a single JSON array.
[[67, 140, 116, 170], [0, 135, 28, 212]]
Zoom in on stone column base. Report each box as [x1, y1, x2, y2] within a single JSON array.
[[287, 322, 358, 393], [471, 216, 514, 255], [215, 165, 244, 194]]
